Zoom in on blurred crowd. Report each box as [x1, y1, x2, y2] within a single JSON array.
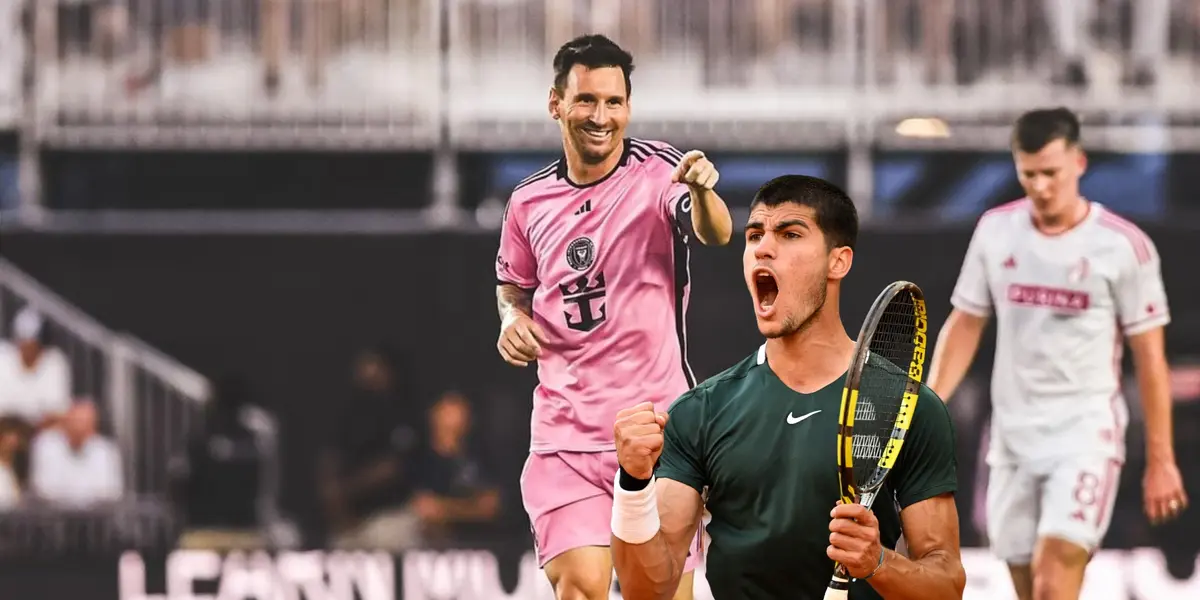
[[317, 348, 501, 553], [6, 0, 1200, 99], [0, 307, 122, 511], [0, 305, 503, 554]]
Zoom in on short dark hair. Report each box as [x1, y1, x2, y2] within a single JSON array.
[[751, 175, 859, 250], [553, 34, 635, 97], [1012, 107, 1081, 153]]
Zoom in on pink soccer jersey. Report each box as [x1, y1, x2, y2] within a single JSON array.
[[950, 199, 1171, 465], [495, 138, 698, 453]]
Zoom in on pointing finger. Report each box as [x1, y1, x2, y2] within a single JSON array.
[[672, 150, 704, 182], [671, 157, 693, 183]]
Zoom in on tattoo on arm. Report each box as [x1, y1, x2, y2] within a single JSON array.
[[497, 284, 533, 320]]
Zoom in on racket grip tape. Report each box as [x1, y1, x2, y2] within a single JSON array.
[[822, 575, 851, 600]]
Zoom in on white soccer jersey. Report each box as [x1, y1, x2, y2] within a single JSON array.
[[951, 199, 1170, 465]]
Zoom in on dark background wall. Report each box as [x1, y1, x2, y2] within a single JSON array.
[[2, 226, 1198, 545], [22, 149, 1200, 219]]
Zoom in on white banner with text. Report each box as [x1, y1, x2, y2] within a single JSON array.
[[111, 547, 1200, 600]]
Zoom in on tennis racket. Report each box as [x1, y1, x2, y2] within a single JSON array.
[[822, 280, 929, 600]]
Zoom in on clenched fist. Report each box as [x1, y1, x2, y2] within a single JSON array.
[[497, 311, 548, 368], [614, 402, 669, 480]]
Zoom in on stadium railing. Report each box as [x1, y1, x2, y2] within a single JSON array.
[[8, 0, 1200, 227], [863, 0, 1200, 152], [0, 500, 178, 558], [0, 257, 211, 498], [17, 0, 1200, 150], [444, 0, 858, 149], [24, 0, 442, 148]]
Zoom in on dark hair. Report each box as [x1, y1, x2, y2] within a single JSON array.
[[1012, 107, 1081, 153], [553, 34, 635, 97], [750, 175, 859, 250]]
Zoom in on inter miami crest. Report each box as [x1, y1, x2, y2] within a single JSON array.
[[566, 237, 596, 271], [561, 237, 604, 332]]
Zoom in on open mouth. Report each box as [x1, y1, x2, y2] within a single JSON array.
[[754, 268, 779, 315]]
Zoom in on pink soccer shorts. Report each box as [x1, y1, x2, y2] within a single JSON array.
[[521, 450, 705, 570]]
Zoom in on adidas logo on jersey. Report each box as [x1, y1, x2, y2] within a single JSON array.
[[574, 200, 592, 216]]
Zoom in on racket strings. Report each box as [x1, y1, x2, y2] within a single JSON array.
[[851, 293, 920, 489]]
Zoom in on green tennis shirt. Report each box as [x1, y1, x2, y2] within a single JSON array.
[[655, 345, 958, 599]]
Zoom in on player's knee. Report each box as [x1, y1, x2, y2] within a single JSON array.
[[544, 546, 613, 600], [1031, 537, 1090, 600], [1031, 565, 1085, 600], [1034, 535, 1091, 570], [1031, 570, 1069, 600], [551, 568, 611, 600]]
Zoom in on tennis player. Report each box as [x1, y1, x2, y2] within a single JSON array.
[[610, 175, 965, 600], [929, 107, 1189, 600], [493, 34, 733, 600]]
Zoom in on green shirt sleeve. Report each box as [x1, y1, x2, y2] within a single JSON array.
[[891, 384, 958, 509], [655, 390, 708, 494]]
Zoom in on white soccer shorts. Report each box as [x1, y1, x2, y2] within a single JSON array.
[[985, 454, 1124, 564]]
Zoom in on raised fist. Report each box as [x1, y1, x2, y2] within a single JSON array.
[[614, 402, 669, 480]]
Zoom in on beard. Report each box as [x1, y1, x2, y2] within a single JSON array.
[[763, 274, 828, 339]]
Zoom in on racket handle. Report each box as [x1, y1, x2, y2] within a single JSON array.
[[822, 575, 851, 600]]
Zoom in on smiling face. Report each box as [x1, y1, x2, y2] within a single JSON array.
[[744, 202, 852, 339], [549, 64, 629, 165]]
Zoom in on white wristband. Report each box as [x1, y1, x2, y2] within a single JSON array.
[[611, 471, 661, 544]]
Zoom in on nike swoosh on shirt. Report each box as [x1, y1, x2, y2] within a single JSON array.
[[787, 410, 821, 425]]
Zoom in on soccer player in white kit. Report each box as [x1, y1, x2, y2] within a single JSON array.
[[928, 107, 1189, 600]]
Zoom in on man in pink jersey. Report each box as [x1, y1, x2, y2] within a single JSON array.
[[929, 107, 1188, 600], [493, 34, 733, 600]]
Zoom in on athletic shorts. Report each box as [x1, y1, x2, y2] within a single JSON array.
[[520, 450, 705, 569], [985, 454, 1123, 563]]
